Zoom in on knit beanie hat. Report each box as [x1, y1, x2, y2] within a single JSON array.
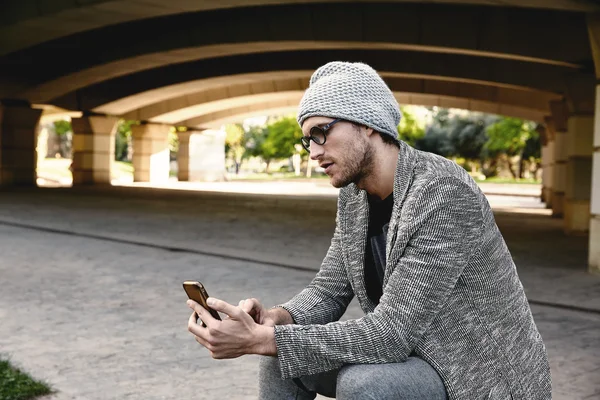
[[297, 61, 401, 140]]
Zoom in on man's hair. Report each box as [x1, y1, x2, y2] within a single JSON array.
[[350, 121, 400, 148], [379, 131, 401, 148]]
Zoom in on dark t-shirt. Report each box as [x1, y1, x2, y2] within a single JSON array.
[[364, 193, 394, 305]]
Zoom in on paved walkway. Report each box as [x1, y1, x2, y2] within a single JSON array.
[[0, 185, 598, 399]]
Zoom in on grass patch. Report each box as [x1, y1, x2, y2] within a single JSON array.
[[0, 358, 53, 400], [113, 160, 134, 175], [474, 177, 541, 184], [36, 158, 135, 183], [228, 172, 329, 181]]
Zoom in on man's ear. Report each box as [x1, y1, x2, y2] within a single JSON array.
[[364, 126, 375, 137]]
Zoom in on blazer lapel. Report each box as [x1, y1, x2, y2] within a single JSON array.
[[341, 141, 418, 310], [342, 186, 373, 311], [384, 141, 418, 284]]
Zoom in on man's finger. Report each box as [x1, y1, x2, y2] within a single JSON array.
[[188, 311, 206, 336], [187, 300, 217, 327], [239, 299, 254, 313], [206, 297, 243, 319]]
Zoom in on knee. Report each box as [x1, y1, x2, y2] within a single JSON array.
[[336, 365, 378, 400], [258, 356, 281, 381]]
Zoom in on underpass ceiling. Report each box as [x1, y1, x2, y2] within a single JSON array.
[[0, 2, 592, 103], [1, 0, 597, 57], [149, 91, 304, 124], [111, 74, 557, 124], [178, 91, 548, 129], [47, 49, 574, 112]]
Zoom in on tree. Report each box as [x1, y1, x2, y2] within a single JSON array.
[[224, 123, 246, 174], [263, 116, 303, 159], [522, 129, 542, 179], [447, 113, 497, 172], [415, 124, 454, 157], [484, 118, 536, 179], [50, 120, 73, 158], [115, 120, 136, 162], [246, 116, 303, 173], [53, 120, 71, 136], [397, 106, 425, 146]]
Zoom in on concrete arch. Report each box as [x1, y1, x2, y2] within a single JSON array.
[[178, 93, 545, 129], [2, 0, 596, 58], [114, 73, 559, 125], [177, 91, 548, 130], [49, 49, 573, 112], [1, 2, 590, 103], [2, 0, 596, 57]]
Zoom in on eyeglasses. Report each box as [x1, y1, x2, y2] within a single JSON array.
[[300, 119, 342, 151]]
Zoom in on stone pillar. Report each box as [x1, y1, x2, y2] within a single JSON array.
[[71, 115, 118, 185], [586, 13, 600, 273], [177, 131, 193, 182], [132, 123, 170, 183], [590, 86, 600, 273], [564, 116, 594, 235], [552, 130, 568, 217], [177, 129, 225, 182], [550, 101, 569, 218], [541, 140, 554, 207], [0, 101, 42, 186]]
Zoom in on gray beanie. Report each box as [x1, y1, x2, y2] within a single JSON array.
[[297, 61, 401, 140]]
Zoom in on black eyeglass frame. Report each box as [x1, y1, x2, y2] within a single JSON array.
[[300, 118, 342, 151]]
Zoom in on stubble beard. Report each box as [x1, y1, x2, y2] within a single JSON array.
[[330, 141, 374, 188]]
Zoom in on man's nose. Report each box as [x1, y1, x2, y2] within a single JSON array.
[[309, 142, 324, 160]]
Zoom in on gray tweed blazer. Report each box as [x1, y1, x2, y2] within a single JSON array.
[[274, 140, 552, 400]]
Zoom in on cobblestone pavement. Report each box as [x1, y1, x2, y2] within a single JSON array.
[[0, 186, 598, 400]]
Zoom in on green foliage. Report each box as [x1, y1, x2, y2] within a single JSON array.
[[262, 116, 304, 160], [523, 129, 541, 160], [484, 118, 535, 157], [240, 116, 303, 172], [397, 106, 425, 146], [52, 120, 72, 136], [115, 120, 137, 161], [447, 114, 496, 161], [413, 109, 543, 179], [484, 118, 539, 179], [170, 126, 185, 156], [224, 123, 247, 173], [0, 358, 53, 400], [415, 125, 454, 157]]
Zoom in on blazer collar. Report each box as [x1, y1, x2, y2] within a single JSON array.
[[342, 140, 418, 310]]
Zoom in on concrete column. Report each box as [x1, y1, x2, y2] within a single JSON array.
[[590, 86, 600, 273], [564, 116, 594, 234], [552, 131, 568, 217], [132, 123, 170, 183], [177, 131, 193, 182], [541, 141, 554, 206], [71, 115, 118, 185], [0, 101, 43, 187], [177, 130, 225, 182]]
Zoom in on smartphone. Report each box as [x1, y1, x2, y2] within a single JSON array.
[[183, 280, 222, 326]]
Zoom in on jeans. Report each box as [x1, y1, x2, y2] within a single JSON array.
[[258, 356, 448, 400]]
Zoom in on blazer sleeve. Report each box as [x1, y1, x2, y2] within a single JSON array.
[[274, 177, 484, 379], [276, 208, 355, 326]]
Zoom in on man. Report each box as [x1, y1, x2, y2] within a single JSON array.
[[187, 61, 552, 399]]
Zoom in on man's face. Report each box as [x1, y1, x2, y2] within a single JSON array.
[[302, 117, 373, 188]]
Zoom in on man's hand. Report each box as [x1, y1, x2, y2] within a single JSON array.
[[238, 298, 276, 327], [238, 298, 294, 326], [187, 298, 276, 359]]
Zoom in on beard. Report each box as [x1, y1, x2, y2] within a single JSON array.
[[330, 141, 375, 188]]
